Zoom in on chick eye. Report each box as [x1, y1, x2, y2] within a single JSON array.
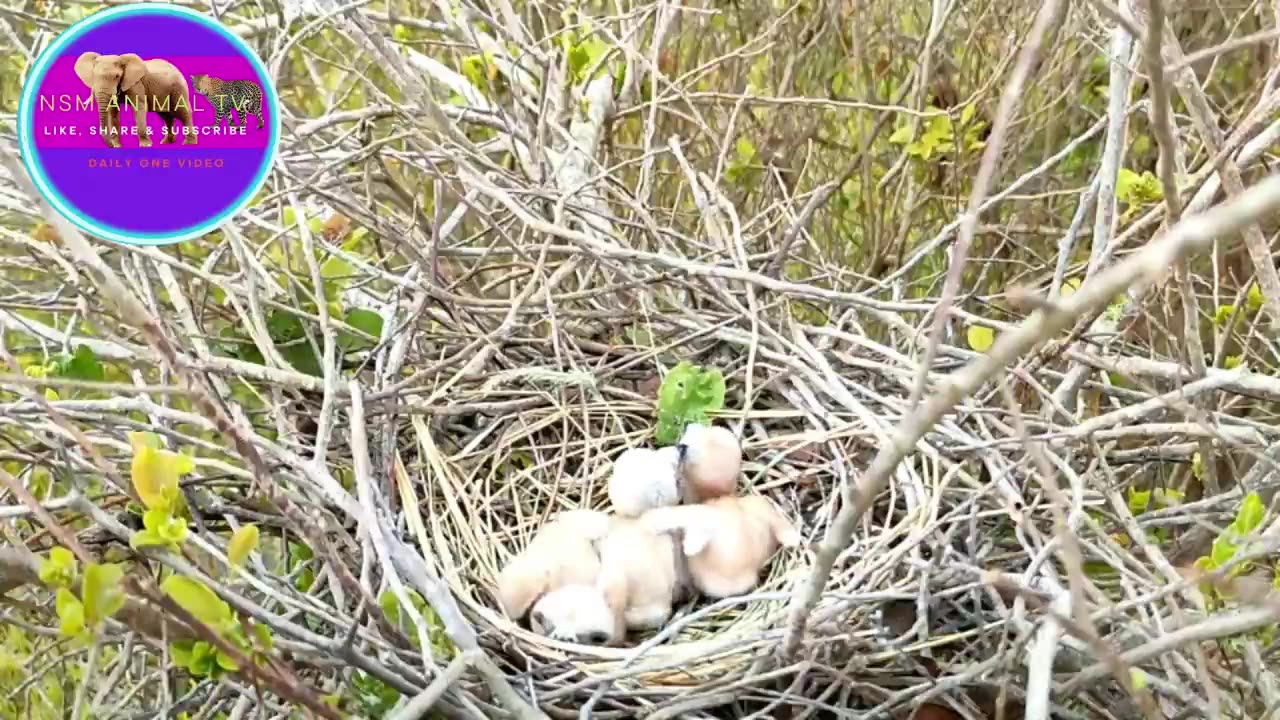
[[531, 610, 548, 630], [586, 631, 608, 644]]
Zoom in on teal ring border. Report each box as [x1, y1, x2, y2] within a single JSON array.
[[17, 3, 282, 247]]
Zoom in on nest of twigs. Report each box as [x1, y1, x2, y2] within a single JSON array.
[[396, 282, 1048, 718]]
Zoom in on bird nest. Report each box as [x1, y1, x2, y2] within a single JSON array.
[[396, 325, 1059, 717]]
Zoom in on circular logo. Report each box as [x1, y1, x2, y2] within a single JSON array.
[[17, 4, 281, 246]]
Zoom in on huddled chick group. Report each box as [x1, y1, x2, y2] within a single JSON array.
[[496, 423, 801, 646]]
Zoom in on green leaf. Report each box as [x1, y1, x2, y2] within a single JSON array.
[[379, 589, 401, 626], [888, 125, 913, 145], [654, 362, 726, 447], [56, 588, 85, 639], [338, 308, 385, 351], [266, 311, 305, 344], [170, 639, 195, 669], [158, 515, 189, 544], [81, 563, 125, 626], [735, 136, 757, 163], [215, 649, 240, 672], [321, 255, 354, 281], [251, 621, 274, 652], [1234, 492, 1266, 535], [227, 525, 259, 568], [960, 103, 976, 124], [1154, 488, 1184, 507], [1127, 487, 1151, 516], [280, 342, 323, 377], [1130, 668, 1148, 691], [1214, 304, 1237, 327], [1247, 282, 1265, 313], [192, 642, 220, 677], [1211, 536, 1239, 568], [461, 54, 488, 88], [1116, 168, 1163, 205], [967, 325, 995, 352], [130, 442, 191, 514], [1224, 355, 1244, 370], [568, 44, 591, 83], [53, 345, 105, 382], [161, 576, 232, 629], [38, 547, 77, 588], [654, 416, 683, 446], [130, 529, 167, 551]]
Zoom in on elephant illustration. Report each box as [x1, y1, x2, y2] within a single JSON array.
[[73, 52, 197, 148]]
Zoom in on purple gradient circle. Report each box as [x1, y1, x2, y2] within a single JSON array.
[[18, 5, 281, 245]]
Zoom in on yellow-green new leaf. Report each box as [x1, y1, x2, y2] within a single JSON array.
[[967, 325, 995, 352], [82, 563, 126, 626], [56, 588, 85, 638], [1247, 282, 1265, 313], [1130, 668, 1148, 691], [161, 576, 232, 629], [38, 546, 77, 588], [131, 445, 191, 513], [227, 525, 259, 568]]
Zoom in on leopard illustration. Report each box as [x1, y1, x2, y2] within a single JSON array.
[[190, 74, 265, 130]]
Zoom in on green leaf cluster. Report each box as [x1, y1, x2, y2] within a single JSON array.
[[162, 576, 274, 680], [1114, 486, 1181, 547], [654, 361, 726, 446], [289, 542, 317, 592], [889, 105, 986, 161], [43, 556, 125, 642], [37, 547, 76, 589], [561, 18, 620, 87], [1211, 282, 1267, 338], [48, 345, 105, 383], [1116, 168, 1163, 207], [126, 432, 192, 552], [726, 136, 759, 185], [21, 345, 106, 400], [351, 670, 401, 717], [1194, 492, 1269, 606]]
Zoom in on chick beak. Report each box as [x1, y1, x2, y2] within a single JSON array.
[[673, 442, 692, 500]]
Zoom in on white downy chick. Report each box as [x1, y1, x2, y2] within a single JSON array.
[[608, 446, 682, 517], [496, 509, 611, 622], [640, 494, 800, 598], [529, 583, 623, 646], [595, 514, 690, 632], [676, 423, 743, 502]]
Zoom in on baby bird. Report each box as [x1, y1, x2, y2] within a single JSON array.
[[529, 583, 623, 645], [596, 514, 691, 632], [496, 509, 612, 624], [676, 423, 742, 503], [608, 446, 682, 517], [640, 494, 800, 598]]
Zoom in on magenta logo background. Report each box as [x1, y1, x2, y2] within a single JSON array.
[[18, 6, 281, 245]]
